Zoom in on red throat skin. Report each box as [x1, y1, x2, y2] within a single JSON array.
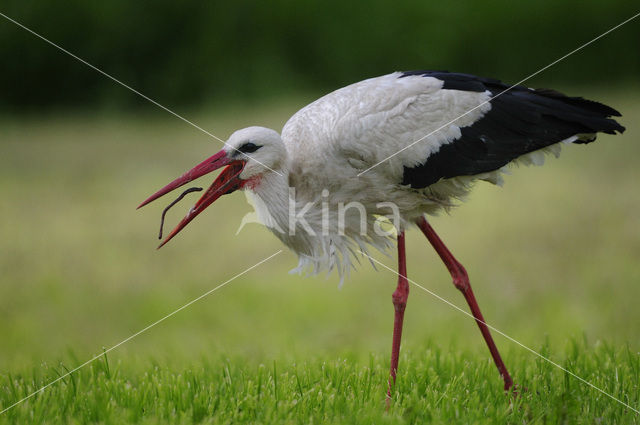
[[242, 175, 263, 191]]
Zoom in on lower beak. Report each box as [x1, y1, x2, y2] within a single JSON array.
[[137, 149, 245, 248]]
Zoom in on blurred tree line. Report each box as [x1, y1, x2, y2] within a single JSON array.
[[1, 0, 638, 111]]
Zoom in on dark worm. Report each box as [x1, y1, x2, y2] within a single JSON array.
[[158, 187, 203, 239]]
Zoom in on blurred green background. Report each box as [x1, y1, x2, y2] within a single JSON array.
[[1, 0, 639, 111], [0, 0, 639, 391]]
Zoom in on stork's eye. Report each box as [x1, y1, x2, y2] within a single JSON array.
[[238, 142, 260, 154]]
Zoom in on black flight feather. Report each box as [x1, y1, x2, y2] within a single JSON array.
[[398, 71, 625, 188]]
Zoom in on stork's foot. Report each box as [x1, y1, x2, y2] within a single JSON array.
[[506, 382, 528, 401]]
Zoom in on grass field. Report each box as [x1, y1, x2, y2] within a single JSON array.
[[1, 90, 639, 423]]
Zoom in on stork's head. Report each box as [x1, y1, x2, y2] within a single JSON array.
[[138, 126, 286, 247], [228, 126, 287, 180]]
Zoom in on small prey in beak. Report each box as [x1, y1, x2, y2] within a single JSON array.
[[138, 149, 246, 248], [158, 187, 203, 240]]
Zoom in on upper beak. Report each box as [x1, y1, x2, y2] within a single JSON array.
[[137, 149, 245, 248]]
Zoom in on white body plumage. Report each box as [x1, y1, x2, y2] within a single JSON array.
[[237, 72, 604, 278]]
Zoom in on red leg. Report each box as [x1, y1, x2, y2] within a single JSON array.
[[387, 231, 409, 401], [416, 217, 513, 391]]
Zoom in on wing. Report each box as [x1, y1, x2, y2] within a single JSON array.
[[398, 71, 625, 188], [282, 71, 624, 191]]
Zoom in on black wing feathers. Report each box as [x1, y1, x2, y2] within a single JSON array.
[[399, 71, 625, 188]]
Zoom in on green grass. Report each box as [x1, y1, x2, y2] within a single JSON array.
[[2, 341, 638, 424], [1, 90, 639, 423]]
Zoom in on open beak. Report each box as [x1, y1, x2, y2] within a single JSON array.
[[137, 149, 245, 248]]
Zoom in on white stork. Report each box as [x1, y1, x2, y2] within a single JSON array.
[[138, 71, 625, 396]]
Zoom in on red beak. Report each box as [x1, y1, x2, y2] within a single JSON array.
[[137, 150, 245, 248]]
